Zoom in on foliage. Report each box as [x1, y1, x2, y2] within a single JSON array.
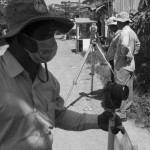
[[130, 7, 150, 36], [129, 94, 150, 129], [0, 0, 8, 35], [129, 2, 150, 94], [128, 2, 150, 130], [138, 0, 150, 12]]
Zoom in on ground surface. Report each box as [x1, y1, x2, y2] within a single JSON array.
[[0, 38, 150, 150]]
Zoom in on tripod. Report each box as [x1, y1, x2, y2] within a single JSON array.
[[65, 38, 115, 105]]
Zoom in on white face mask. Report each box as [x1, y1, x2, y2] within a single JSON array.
[[24, 36, 58, 64]]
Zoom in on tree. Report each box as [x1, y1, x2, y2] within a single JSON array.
[[0, 0, 7, 12], [0, 0, 8, 36]]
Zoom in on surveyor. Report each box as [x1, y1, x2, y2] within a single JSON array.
[[0, 0, 122, 149], [108, 12, 140, 121], [106, 16, 121, 82]]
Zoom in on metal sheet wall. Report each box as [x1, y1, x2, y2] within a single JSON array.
[[113, 0, 141, 13]]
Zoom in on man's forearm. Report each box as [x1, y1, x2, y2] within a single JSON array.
[[55, 109, 99, 131]]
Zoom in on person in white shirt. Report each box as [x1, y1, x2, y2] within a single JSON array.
[[112, 12, 141, 121]]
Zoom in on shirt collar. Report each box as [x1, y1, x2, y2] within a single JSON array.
[[122, 25, 130, 31], [3, 50, 24, 77], [37, 64, 48, 81], [32, 65, 49, 87], [3, 50, 48, 84]]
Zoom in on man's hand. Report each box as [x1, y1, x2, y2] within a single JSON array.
[[98, 111, 124, 134]]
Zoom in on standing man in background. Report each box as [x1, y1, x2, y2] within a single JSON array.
[[105, 16, 121, 82], [105, 16, 119, 46], [112, 12, 141, 121]]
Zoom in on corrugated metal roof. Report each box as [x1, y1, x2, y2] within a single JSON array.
[[74, 18, 96, 24]]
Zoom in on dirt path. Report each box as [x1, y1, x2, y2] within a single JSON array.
[[0, 39, 150, 150]]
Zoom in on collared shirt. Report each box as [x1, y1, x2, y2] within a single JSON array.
[[114, 25, 140, 71], [0, 50, 99, 150]]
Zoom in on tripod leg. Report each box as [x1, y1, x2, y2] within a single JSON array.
[[95, 44, 115, 75], [65, 45, 92, 104], [90, 44, 96, 93]]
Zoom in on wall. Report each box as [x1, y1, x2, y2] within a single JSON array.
[[113, 0, 141, 14]]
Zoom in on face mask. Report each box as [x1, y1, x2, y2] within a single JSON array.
[[24, 35, 58, 64]]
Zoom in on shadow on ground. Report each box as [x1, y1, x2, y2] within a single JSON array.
[[67, 89, 104, 108]]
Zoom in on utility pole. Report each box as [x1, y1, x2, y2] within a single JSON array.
[[78, 0, 81, 17], [61, 1, 67, 17], [108, 0, 110, 17], [107, 0, 113, 17]]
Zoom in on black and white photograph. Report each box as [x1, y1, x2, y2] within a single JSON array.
[[0, 0, 149, 150]]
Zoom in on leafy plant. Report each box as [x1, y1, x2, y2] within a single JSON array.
[[130, 7, 150, 36], [129, 94, 150, 129]]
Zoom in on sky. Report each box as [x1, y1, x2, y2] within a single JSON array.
[[45, 0, 84, 5]]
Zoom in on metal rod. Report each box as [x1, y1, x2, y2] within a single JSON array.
[[95, 44, 115, 75], [90, 44, 96, 93], [90, 46, 94, 92]]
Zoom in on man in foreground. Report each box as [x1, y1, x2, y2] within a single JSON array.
[[0, 0, 122, 149]]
